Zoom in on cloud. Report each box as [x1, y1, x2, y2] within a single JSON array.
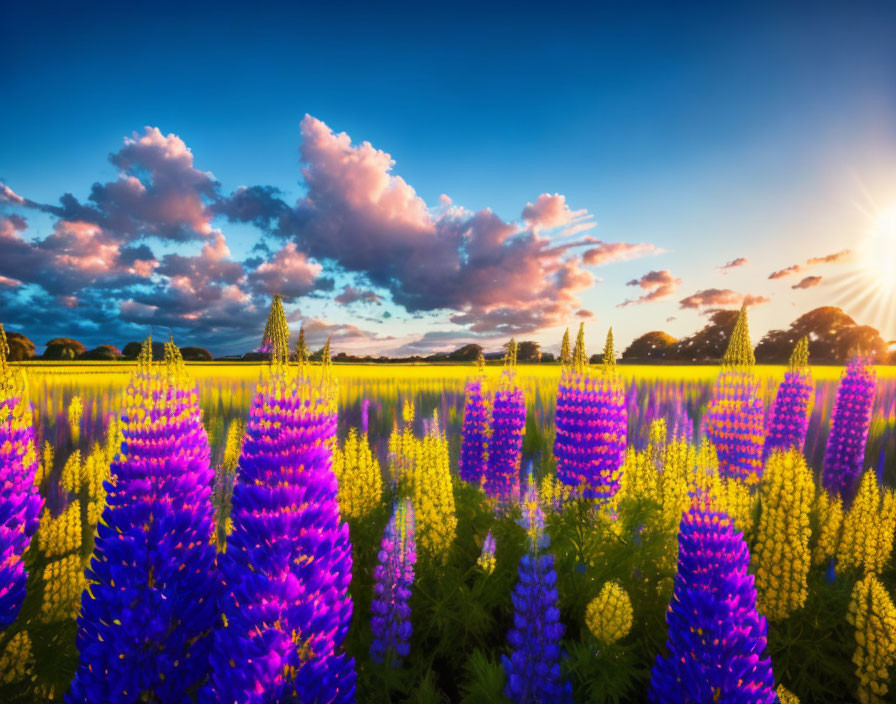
[[792, 275, 822, 289], [521, 193, 594, 232], [717, 257, 747, 272], [679, 288, 770, 310], [334, 286, 383, 306], [576, 309, 594, 318], [618, 269, 681, 307], [246, 242, 321, 300], [582, 241, 664, 266], [769, 249, 854, 280], [0, 184, 25, 205], [769, 264, 802, 280]]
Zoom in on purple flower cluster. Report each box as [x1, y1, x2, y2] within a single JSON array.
[[370, 499, 416, 666], [204, 366, 355, 703], [459, 373, 490, 486], [0, 326, 43, 632], [484, 370, 525, 502], [822, 357, 877, 502], [69, 341, 217, 702], [650, 497, 776, 704], [704, 370, 765, 483], [763, 339, 813, 461], [502, 481, 573, 704]]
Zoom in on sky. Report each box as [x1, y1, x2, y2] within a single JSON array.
[[2, 0, 895, 356]]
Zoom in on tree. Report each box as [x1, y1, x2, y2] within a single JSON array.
[[123, 340, 166, 360], [755, 307, 887, 363], [80, 345, 123, 361], [447, 344, 483, 362], [43, 338, 86, 360], [505, 340, 541, 363], [621, 331, 678, 361], [669, 310, 739, 362], [541, 352, 556, 364], [4, 332, 35, 360], [180, 347, 213, 361]]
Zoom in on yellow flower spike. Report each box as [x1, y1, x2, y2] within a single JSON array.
[[839, 470, 896, 575], [36, 440, 55, 486], [586, 581, 633, 644], [812, 490, 843, 567], [753, 450, 814, 621], [60, 449, 84, 494], [0, 631, 35, 685], [776, 684, 800, 704], [847, 574, 896, 704], [37, 500, 82, 558], [40, 553, 88, 622], [410, 414, 457, 561], [333, 426, 383, 520], [68, 395, 84, 446]]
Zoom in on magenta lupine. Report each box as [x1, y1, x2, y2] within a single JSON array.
[[554, 326, 627, 501], [763, 337, 813, 461], [650, 496, 776, 703], [704, 306, 764, 484], [204, 351, 355, 704], [484, 342, 525, 502], [0, 324, 43, 632], [460, 353, 490, 486], [822, 356, 877, 501], [68, 339, 218, 703], [370, 499, 416, 667]]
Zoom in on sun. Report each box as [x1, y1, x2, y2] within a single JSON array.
[[864, 205, 896, 297]]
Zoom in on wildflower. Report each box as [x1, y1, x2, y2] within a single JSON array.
[[776, 685, 799, 704], [60, 449, 83, 493], [40, 553, 87, 622], [84, 441, 112, 526], [650, 496, 776, 704], [484, 340, 526, 502], [837, 470, 896, 575], [704, 305, 764, 484], [763, 338, 813, 460], [659, 439, 694, 533], [846, 574, 896, 704], [0, 324, 43, 632], [554, 326, 627, 501], [68, 395, 83, 446], [69, 338, 218, 703], [823, 357, 877, 501], [260, 293, 290, 363], [753, 450, 814, 621], [539, 472, 572, 513], [334, 425, 383, 521], [411, 411, 457, 561], [370, 500, 416, 667], [205, 345, 355, 703], [36, 499, 82, 558], [0, 630, 34, 685], [502, 480, 573, 704], [585, 581, 633, 645], [477, 530, 497, 574], [812, 490, 843, 567], [459, 352, 490, 486]]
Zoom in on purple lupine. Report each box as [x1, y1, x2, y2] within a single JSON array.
[[69, 339, 218, 703], [204, 357, 355, 704], [502, 478, 573, 704], [370, 499, 416, 667], [822, 356, 877, 502], [650, 496, 776, 704], [554, 327, 627, 501], [0, 324, 43, 632], [484, 343, 525, 502], [460, 356, 490, 486], [763, 337, 813, 461]]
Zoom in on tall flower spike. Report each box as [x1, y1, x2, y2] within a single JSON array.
[[411, 413, 457, 561], [602, 327, 616, 368], [846, 574, 896, 704], [704, 305, 764, 483], [650, 496, 776, 704], [763, 338, 813, 461], [822, 357, 877, 502], [333, 426, 383, 520], [261, 293, 290, 364], [573, 323, 587, 370], [502, 480, 573, 704], [370, 499, 416, 667], [484, 344, 525, 502], [204, 353, 355, 704], [459, 353, 491, 486], [586, 581, 633, 645], [69, 336, 218, 703], [477, 529, 497, 574], [0, 323, 43, 632], [295, 325, 308, 369], [554, 327, 627, 501], [559, 328, 571, 366]]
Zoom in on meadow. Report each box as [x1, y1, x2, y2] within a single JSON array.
[[2, 328, 896, 703]]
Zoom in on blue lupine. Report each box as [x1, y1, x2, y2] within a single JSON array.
[[370, 499, 416, 666], [459, 354, 490, 486], [484, 342, 525, 502]]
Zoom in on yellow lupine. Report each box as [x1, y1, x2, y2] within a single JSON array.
[[585, 581, 633, 644], [839, 470, 896, 574], [776, 684, 799, 704], [60, 449, 83, 494], [36, 500, 82, 558], [35, 440, 54, 486], [40, 554, 88, 622], [221, 417, 244, 474], [660, 439, 694, 532], [752, 450, 814, 621], [411, 414, 457, 561], [0, 631, 35, 685], [539, 471, 571, 512], [83, 442, 112, 526], [68, 395, 83, 446], [693, 440, 720, 494], [846, 574, 896, 704], [812, 489, 843, 566], [619, 447, 659, 505], [333, 426, 383, 520]]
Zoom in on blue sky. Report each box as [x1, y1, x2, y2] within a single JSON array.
[[2, 1, 895, 355]]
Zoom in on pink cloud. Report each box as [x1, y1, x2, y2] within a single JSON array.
[[334, 286, 383, 306], [619, 269, 682, 306], [717, 257, 748, 272], [0, 184, 25, 205], [806, 249, 852, 266], [582, 241, 664, 266], [247, 242, 321, 300], [792, 275, 822, 289], [769, 264, 802, 280], [0, 275, 21, 287], [679, 288, 770, 310], [521, 193, 593, 231]]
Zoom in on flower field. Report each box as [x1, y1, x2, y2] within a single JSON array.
[[1, 311, 896, 703]]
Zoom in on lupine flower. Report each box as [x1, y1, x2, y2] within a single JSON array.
[[752, 450, 814, 621], [68, 395, 83, 447], [585, 581, 633, 645], [811, 490, 843, 567], [650, 496, 776, 704], [502, 479, 573, 704], [477, 529, 497, 574], [776, 685, 800, 704], [388, 403, 417, 491], [822, 357, 877, 501], [41, 553, 87, 622], [411, 411, 457, 561], [539, 472, 571, 513], [204, 346, 355, 704], [370, 499, 416, 667], [260, 293, 291, 364], [0, 324, 43, 633], [68, 338, 218, 703], [36, 499, 81, 558], [837, 469, 896, 575], [846, 574, 896, 704], [763, 338, 813, 460], [0, 630, 35, 685], [213, 418, 243, 546], [484, 340, 526, 502], [554, 326, 627, 501], [333, 425, 383, 520], [60, 449, 83, 493], [459, 352, 490, 486], [659, 439, 695, 534], [704, 305, 765, 484]]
